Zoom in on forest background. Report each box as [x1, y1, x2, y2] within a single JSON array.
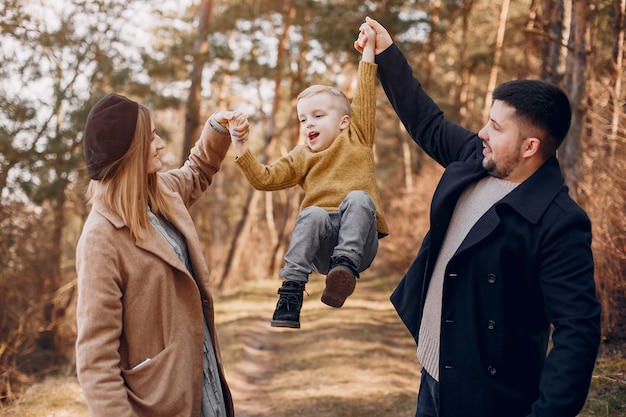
[[0, 0, 625, 411]]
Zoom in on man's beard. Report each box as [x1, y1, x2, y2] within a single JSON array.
[[483, 156, 516, 179]]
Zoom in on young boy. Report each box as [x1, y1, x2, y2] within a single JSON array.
[[230, 24, 387, 329]]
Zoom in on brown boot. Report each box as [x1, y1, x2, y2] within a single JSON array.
[[321, 265, 356, 308]]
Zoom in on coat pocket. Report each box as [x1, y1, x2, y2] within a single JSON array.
[[121, 341, 191, 416]]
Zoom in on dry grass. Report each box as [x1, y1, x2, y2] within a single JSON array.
[[579, 346, 626, 417], [1, 273, 623, 417], [0, 376, 87, 417]]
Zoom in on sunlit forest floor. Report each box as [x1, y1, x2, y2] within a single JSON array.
[[1, 275, 624, 417]]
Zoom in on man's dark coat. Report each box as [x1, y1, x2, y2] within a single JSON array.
[[377, 43, 601, 417]]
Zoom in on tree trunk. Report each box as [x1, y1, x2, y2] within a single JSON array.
[[541, 0, 571, 84], [610, 0, 625, 156], [593, 0, 626, 339], [482, 0, 510, 121], [422, 0, 441, 91], [181, 0, 212, 163], [454, 0, 475, 126], [269, 187, 300, 278], [540, 0, 556, 82], [560, 0, 588, 196], [216, 188, 261, 290], [38, 183, 66, 351], [557, 0, 573, 80]]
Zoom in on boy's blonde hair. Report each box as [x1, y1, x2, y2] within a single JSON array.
[[297, 85, 352, 117]]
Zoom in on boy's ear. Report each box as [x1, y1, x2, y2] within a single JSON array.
[[340, 115, 351, 129]]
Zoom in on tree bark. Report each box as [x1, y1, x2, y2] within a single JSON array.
[[482, 0, 510, 121], [457, 1, 474, 126], [182, 0, 212, 163], [422, 0, 441, 91], [610, 0, 625, 156], [560, 0, 588, 196], [216, 188, 261, 290]]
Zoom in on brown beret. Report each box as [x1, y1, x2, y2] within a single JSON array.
[[84, 94, 139, 180]]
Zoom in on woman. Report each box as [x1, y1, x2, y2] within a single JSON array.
[[75, 93, 248, 417]]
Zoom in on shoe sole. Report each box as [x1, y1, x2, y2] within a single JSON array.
[[321, 266, 356, 308], [271, 319, 300, 329]]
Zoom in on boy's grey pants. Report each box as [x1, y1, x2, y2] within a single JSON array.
[[279, 190, 378, 283]]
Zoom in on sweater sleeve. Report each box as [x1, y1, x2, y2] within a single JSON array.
[[159, 117, 231, 207], [350, 61, 378, 147], [234, 147, 304, 191]]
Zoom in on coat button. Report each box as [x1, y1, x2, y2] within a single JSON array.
[[487, 365, 497, 375], [487, 273, 496, 284], [487, 320, 496, 330]]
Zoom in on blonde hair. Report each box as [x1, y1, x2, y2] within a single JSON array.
[[87, 105, 176, 241], [297, 85, 352, 117]]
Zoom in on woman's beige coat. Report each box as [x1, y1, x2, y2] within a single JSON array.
[[75, 122, 234, 417]]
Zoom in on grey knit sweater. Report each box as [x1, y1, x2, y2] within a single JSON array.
[[418, 176, 519, 381]]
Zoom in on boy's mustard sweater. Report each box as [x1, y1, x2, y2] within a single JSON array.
[[235, 61, 388, 237]]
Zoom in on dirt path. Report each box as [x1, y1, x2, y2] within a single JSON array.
[[217, 275, 421, 417]]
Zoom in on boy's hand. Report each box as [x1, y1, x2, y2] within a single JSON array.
[[229, 112, 249, 141], [361, 23, 376, 50], [354, 27, 369, 52], [228, 112, 249, 156], [355, 18, 376, 63], [354, 16, 393, 55]]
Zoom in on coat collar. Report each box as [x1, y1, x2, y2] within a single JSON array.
[[429, 154, 566, 259], [437, 155, 565, 225], [498, 156, 566, 224], [90, 193, 197, 277]]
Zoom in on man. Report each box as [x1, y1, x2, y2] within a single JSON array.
[[357, 17, 601, 417]]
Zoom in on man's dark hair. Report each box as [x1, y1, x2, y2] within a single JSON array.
[[492, 80, 571, 157]]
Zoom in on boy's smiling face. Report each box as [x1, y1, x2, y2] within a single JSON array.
[[297, 93, 350, 153]]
